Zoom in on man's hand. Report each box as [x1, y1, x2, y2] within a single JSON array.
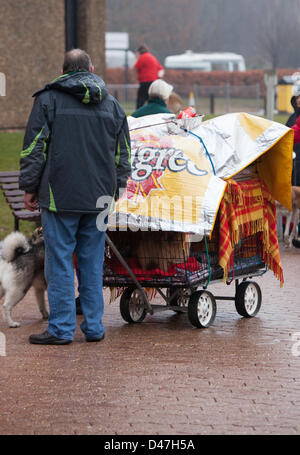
[[24, 192, 38, 211]]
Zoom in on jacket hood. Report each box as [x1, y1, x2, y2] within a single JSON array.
[[290, 95, 300, 115], [291, 96, 298, 110], [34, 71, 108, 104]]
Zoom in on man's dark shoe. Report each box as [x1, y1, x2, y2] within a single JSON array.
[[29, 330, 72, 345], [86, 333, 105, 343]]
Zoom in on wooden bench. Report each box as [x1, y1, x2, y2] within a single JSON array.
[[0, 171, 41, 231]]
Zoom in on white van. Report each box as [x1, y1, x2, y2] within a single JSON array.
[[164, 50, 246, 72]]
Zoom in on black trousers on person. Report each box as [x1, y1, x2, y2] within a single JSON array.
[[136, 81, 152, 109]]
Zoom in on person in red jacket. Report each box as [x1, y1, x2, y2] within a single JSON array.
[[134, 45, 164, 109], [292, 114, 300, 143]]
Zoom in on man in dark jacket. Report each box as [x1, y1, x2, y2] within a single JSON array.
[[20, 49, 131, 345]]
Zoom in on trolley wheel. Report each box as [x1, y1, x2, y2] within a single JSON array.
[[167, 287, 196, 313], [120, 287, 147, 323], [235, 281, 262, 318], [187, 290, 217, 328]]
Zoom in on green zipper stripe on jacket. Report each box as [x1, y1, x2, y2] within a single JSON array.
[[115, 135, 131, 167], [21, 126, 45, 158], [124, 136, 131, 164], [48, 184, 57, 212], [42, 133, 50, 160], [115, 141, 121, 166], [51, 70, 88, 84], [94, 82, 102, 102], [81, 81, 90, 104], [50, 73, 70, 83]]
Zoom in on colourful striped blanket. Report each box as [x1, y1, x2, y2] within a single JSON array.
[[218, 177, 284, 286]]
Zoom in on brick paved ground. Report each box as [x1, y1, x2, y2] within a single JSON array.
[[0, 245, 299, 435]]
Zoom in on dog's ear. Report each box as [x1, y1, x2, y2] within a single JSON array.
[[31, 227, 44, 244]]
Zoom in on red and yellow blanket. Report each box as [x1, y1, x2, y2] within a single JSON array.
[[218, 177, 283, 286]]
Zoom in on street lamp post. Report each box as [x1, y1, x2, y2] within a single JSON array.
[[65, 0, 78, 51]]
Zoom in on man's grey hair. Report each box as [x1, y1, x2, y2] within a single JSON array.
[[63, 48, 92, 73]]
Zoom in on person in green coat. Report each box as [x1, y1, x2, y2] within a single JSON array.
[[131, 79, 174, 118]]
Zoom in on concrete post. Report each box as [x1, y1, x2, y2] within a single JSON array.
[[264, 69, 278, 120]]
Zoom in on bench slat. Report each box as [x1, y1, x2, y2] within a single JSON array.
[[4, 189, 24, 196], [10, 202, 25, 210], [14, 210, 41, 220], [2, 183, 20, 190], [0, 176, 20, 184], [0, 171, 20, 177], [5, 196, 24, 203], [1, 170, 41, 229]]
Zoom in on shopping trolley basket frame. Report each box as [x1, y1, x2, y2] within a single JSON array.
[[104, 232, 267, 329]]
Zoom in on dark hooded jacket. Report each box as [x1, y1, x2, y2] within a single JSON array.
[[286, 96, 300, 185], [19, 71, 131, 213]]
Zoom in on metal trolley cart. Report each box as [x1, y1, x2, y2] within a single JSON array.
[[103, 228, 267, 329]]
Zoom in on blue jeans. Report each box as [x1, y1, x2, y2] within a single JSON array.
[[41, 209, 106, 340]]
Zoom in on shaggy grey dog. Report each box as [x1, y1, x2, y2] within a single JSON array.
[[0, 228, 48, 327]]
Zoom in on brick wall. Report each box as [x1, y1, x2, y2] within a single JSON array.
[[0, 0, 106, 130], [0, 0, 65, 129]]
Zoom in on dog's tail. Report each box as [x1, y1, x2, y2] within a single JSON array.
[[1, 232, 30, 262]]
